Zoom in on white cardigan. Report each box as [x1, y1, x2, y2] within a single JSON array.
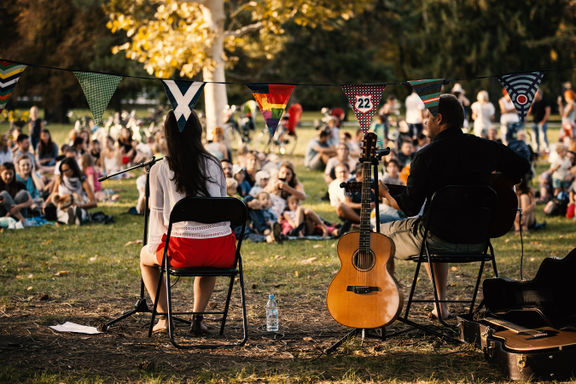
[[145, 156, 231, 254]]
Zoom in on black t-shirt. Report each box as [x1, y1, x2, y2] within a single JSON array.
[[0, 180, 27, 198], [118, 138, 133, 153], [530, 99, 551, 123], [30, 119, 42, 139], [395, 128, 530, 219]]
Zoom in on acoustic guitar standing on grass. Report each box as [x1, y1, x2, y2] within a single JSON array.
[[326, 132, 403, 329]]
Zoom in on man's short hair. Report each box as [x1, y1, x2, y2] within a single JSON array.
[[438, 94, 464, 130], [16, 133, 29, 143]]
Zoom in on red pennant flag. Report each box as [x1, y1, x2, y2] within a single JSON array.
[[342, 84, 386, 134]]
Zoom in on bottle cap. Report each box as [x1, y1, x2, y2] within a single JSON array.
[[269, 294, 274, 299]]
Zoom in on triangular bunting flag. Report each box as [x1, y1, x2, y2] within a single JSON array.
[[74, 72, 123, 126], [161, 80, 205, 132], [497, 72, 544, 122], [247, 83, 295, 136], [407, 78, 444, 116], [0, 61, 27, 113], [342, 84, 386, 134]]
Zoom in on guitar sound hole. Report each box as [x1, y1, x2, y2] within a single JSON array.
[[353, 250, 375, 271]]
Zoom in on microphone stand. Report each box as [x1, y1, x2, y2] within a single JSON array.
[[99, 156, 160, 331]]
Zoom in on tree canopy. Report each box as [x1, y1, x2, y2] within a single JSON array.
[[1, 0, 576, 121]]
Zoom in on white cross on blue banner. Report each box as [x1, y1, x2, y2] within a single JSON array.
[[162, 80, 205, 132]]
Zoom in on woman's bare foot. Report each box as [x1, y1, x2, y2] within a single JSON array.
[[430, 305, 453, 320], [152, 317, 168, 333]]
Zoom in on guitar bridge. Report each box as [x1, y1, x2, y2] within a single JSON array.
[[346, 286, 379, 294]]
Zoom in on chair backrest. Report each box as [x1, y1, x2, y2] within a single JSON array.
[[167, 196, 248, 257], [423, 184, 497, 244]]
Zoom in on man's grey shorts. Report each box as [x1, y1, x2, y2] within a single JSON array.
[[379, 217, 488, 260]]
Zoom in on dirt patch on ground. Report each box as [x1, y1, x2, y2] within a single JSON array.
[[0, 292, 504, 383]]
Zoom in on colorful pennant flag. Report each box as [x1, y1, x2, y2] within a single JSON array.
[[74, 71, 123, 126], [342, 84, 386, 134], [0, 61, 27, 113], [247, 83, 295, 136], [162, 80, 205, 132], [497, 72, 544, 121], [407, 78, 444, 116]]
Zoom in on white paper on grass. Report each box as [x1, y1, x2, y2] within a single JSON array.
[[49, 321, 101, 334]]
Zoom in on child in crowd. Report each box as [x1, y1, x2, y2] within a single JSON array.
[[248, 191, 278, 239], [226, 177, 240, 198], [233, 164, 251, 197], [249, 170, 270, 197], [81, 153, 119, 202], [281, 195, 338, 238]]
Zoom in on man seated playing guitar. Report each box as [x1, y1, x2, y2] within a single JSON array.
[[380, 94, 530, 320]]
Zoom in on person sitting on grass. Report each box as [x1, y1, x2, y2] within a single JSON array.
[[281, 195, 339, 238], [15, 154, 45, 213], [549, 143, 573, 196], [0, 162, 33, 227], [328, 162, 359, 232], [304, 129, 336, 171], [247, 191, 281, 243], [36, 129, 59, 172], [248, 170, 270, 197], [515, 178, 545, 233], [226, 177, 241, 199], [44, 157, 97, 225], [265, 161, 307, 219]]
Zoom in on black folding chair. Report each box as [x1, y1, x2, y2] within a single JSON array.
[[148, 196, 248, 349], [401, 185, 499, 329]]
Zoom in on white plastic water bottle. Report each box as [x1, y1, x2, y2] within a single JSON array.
[[266, 294, 279, 332]]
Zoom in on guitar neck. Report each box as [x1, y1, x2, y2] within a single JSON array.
[[485, 316, 537, 335]]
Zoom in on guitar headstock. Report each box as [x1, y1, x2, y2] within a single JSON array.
[[361, 132, 378, 160]]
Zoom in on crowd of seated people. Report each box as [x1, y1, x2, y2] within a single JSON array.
[[5, 88, 573, 236], [1, 107, 166, 229]]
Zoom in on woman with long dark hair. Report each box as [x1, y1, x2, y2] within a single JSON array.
[[44, 157, 97, 224], [36, 129, 59, 169], [140, 110, 235, 334]]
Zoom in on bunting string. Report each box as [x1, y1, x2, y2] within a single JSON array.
[[1, 57, 574, 129], [1, 57, 573, 87]]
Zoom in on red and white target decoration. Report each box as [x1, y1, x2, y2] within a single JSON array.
[[342, 84, 386, 134], [497, 72, 544, 121]]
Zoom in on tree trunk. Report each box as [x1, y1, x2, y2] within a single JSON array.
[[202, 0, 228, 141]]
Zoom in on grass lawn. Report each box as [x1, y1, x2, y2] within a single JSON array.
[[1, 114, 575, 383]]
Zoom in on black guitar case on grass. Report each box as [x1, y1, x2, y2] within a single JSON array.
[[482, 248, 576, 329], [458, 248, 576, 381]]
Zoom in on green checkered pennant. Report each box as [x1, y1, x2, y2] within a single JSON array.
[[74, 71, 123, 125]]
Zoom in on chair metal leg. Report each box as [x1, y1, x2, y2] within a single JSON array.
[[468, 260, 485, 315], [403, 249, 425, 319], [238, 257, 248, 346], [219, 275, 235, 335], [489, 243, 498, 277]]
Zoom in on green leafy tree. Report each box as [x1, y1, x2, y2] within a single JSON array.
[[106, 0, 374, 132], [0, 0, 149, 122]]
